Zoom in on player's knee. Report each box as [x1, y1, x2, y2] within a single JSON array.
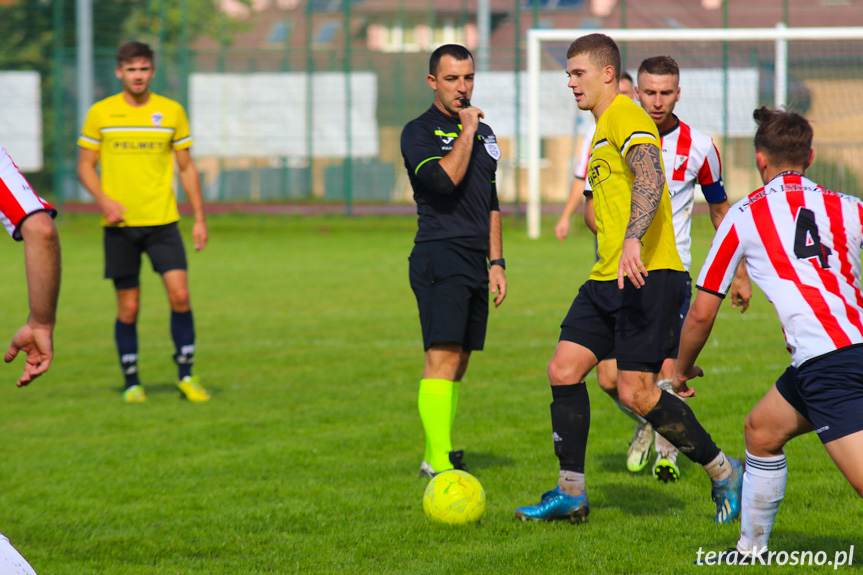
[[744, 412, 786, 455], [168, 288, 191, 311], [616, 385, 640, 414], [596, 361, 618, 392], [117, 300, 139, 322], [596, 371, 616, 395], [20, 211, 58, 241], [117, 310, 138, 324], [547, 355, 575, 386], [616, 383, 657, 418], [424, 345, 463, 380]]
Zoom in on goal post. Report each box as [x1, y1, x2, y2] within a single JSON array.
[[526, 25, 863, 239]]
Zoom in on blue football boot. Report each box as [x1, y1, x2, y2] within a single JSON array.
[[514, 486, 590, 523], [711, 457, 743, 524]]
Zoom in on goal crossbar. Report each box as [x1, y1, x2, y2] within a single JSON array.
[[525, 25, 863, 238]]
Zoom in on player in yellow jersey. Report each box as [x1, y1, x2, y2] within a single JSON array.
[[554, 72, 634, 241], [77, 41, 210, 403], [515, 34, 741, 524]]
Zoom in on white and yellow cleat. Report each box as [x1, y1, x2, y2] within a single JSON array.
[[653, 452, 681, 483], [123, 384, 147, 403], [626, 422, 654, 472], [178, 375, 210, 402]]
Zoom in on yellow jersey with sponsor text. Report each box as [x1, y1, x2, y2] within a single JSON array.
[[587, 95, 683, 280], [78, 93, 192, 227]]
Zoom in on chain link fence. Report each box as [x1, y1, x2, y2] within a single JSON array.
[[2, 0, 862, 211]]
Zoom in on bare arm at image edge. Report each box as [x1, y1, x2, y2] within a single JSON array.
[[5, 212, 61, 387]]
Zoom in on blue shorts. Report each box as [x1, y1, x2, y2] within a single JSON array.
[[409, 241, 489, 352], [775, 345, 863, 444]]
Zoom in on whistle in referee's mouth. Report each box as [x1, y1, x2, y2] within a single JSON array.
[[458, 97, 470, 108]]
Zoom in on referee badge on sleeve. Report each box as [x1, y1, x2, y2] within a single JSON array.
[[483, 135, 501, 161]]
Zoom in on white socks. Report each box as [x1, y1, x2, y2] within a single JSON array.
[[558, 470, 586, 497], [737, 450, 787, 553], [703, 451, 733, 483]]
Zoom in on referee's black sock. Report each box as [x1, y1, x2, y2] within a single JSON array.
[[550, 383, 590, 474], [643, 390, 721, 466]]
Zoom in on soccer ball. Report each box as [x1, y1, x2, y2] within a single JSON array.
[[423, 470, 486, 525]]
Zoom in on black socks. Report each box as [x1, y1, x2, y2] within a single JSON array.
[[550, 383, 590, 473], [643, 390, 721, 465]]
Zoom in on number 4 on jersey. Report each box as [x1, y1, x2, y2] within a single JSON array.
[[794, 207, 832, 268]]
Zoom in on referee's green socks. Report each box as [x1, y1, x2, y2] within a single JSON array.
[[450, 381, 460, 426], [418, 378, 457, 472]]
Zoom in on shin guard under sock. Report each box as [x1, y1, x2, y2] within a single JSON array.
[[418, 379, 454, 470], [738, 451, 787, 552], [643, 390, 720, 465], [450, 381, 460, 427], [170, 310, 195, 379], [550, 383, 590, 473], [115, 319, 139, 388]]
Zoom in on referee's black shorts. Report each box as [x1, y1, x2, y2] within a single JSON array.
[[559, 269, 687, 373], [409, 240, 488, 352], [104, 222, 188, 290]]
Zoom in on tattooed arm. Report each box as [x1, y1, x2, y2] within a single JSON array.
[[618, 143, 665, 289], [625, 143, 665, 240]]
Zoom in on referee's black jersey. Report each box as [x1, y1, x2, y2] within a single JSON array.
[[401, 105, 500, 251]]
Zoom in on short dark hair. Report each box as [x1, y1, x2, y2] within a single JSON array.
[[753, 106, 813, 167], [638, 56, 679, 78], [429, 44, 473, 76], [620, 71, 633, 84], [116, 41, 154, 67], [566, 33, 621, 81]]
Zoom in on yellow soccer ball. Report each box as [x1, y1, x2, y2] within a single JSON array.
[[423, 470, 486, 525]]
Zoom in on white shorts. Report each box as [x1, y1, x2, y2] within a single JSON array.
[[0, 532, 37, 574]]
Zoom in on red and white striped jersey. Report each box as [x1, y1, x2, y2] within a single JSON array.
[[697, 172, 863, 366], [0, 148, 55, 241], [661, 119, 725, 271]]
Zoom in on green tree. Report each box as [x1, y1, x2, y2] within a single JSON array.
[[0, 0, 250, 198], [119, 0, 252, 49]]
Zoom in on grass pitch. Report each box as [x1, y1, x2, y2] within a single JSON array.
[[0, 212, 859, 574]]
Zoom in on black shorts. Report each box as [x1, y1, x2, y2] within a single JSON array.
[[775, 345, 863, 444], [665, 272, 693, 360], [600, 271, 691, 362], [104, 222, 188, 289], [560, 269, 687, 372], [409, 241, 488, 352], [677, 272, 693, 327]]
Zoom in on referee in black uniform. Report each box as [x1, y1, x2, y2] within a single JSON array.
[[401, 44, 507, 478]]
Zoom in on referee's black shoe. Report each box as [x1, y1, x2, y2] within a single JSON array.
[[419, 450, 468, 478]]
